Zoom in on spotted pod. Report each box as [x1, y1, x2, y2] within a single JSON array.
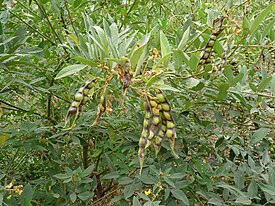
[[145, 97, 161, 149], [138, 95, 152, 174], [154, 119, 167, 156], [92, 84, 107, 126], [199, 17, 225, 66], [154, 89, 178, 158], [65, 79, 97, 127]]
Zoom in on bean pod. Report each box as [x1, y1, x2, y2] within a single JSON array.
[[138, 95, 152, 174], [199, 17, 225, 66], [155, 89, 178, 158], [65, 79, 97, 127], [145, 97, 161, 149]]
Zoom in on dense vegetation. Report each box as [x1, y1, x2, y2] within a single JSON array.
[[0, 0, 275, 205]]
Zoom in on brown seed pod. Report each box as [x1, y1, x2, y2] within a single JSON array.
[[65, 79, 97, 128], [138, 95, 152, 174]]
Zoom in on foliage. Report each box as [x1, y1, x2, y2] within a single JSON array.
[[1, 0, 275, 205]]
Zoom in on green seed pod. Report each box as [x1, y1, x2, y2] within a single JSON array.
[[65, 78, 97, 128], [163, 111, 172, 120], [205, 46, 212, 53], [149, 100, 158, 108], [210, 34, 217, 40], [161, 103, 170, 111], [152, 116, 160, 125], [166, 120, 175, 129], [166, 128, 173, 138], [203, 52, 210, 59], [208, 40, 215, 47], [145, 111, 151, 119], [148, 130, 154, 140], [74, 92, 83, 102], [71, 101, 80, 107], [83, 88, 89, 96], [152, 107, 159, 116], [200, 59, 206, 65], [154, 120, 167, 156], [78, 86, 85, 93], [156, 93, 166, 103]]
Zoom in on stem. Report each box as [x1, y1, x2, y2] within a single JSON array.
[[82, 142, 89, 169], [8, 10, 55, 45], [0, 100, 41, 116], [65, 2, 78, 36]]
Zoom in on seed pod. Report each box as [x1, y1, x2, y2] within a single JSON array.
[[92, 84, 107, 126], [154, 89, 178, 158], [145, 96, 161, 149], [198, 16, 224, 66], [138, 95, 152, 174], [65, 79, 97, 128], [154, 119, 167, 156]]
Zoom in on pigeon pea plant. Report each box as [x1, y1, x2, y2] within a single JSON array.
[[1, 1, 275, 205]]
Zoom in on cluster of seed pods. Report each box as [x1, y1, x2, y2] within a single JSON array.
[[92, 83, 107, 126], [138, 89, 178, 173], [65, 79, 97, 127], [199, 16, 225, 66]]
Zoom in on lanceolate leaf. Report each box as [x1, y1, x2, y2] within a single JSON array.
[[55, 64, 88, 79], [160, 30, 171, 68]]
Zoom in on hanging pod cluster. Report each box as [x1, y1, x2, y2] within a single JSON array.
[[65, 79, 97, 127], [199, 16, 225, 66], [138, 89, 179, 173]]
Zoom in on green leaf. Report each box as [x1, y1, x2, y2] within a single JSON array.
[[124, 183, 135, 199], [257, 76, 272, 92], [133, 196, 142, 206], [178, 27, 190, 50], [271, 74, 275, 94], [78, 191, 91, 201], [20, 184, 33, 206], [251, 128, 270, 144], [54, 173, 71, 180], [160, 31, 171, 68], [235, 195, 251, 205], [258, 183, 275, 196], [250, 5, 275, 35], [55, 64, 88, 79], [81, 165, 94, 177], [102, 171, 119, 180], [73, 56, 97, 67], [208, 197, 223, 206], [261, 18, 275, 41], [146, 74, 163, 89], [173, 49, 185, 69], [171, 189, 189, 206], [163, 177, 176, 188], [118, 177, 133, 185], [154, 83, 180, 92], [104, 153, 116, 172], [213, 41, 224, 57], [247, 178, 258, 198], [242, 17, 250, 34], [187, 54, 199, 70], [70, 192, 77, 203], [216, 83, 229, 100]]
